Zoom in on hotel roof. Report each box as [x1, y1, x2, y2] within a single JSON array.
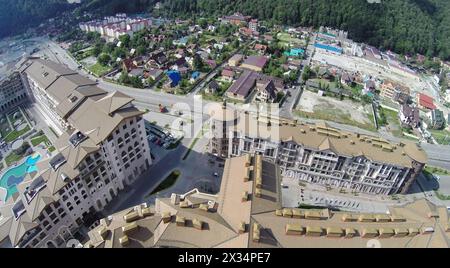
[[85, 154, 448, 248], [208, 106, 427, 167]]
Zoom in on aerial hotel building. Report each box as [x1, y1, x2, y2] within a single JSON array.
[[207, 103, 427, 196], [0, 59, 151, 248]]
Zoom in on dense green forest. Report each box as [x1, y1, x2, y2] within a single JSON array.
[[1, 0, 450, 60], [155, 0, 450, 60], [0, 0, 75, 37]]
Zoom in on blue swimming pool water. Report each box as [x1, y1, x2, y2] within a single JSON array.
[[0, 153, 41, 201]]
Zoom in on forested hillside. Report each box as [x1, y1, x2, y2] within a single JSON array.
[[157, 0, 450, 60], [1, 0, 449, 60], [0, 0, 74, 37]]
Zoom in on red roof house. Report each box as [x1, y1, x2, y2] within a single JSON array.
[[417, 93, 436, 110]]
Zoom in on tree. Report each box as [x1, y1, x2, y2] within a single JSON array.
[[198, 18, 208, 29], [97, 53, 111, 66], [119, 34, 131, 48], [232, 39, 240, 49], [193, 55, 204, 70], [302, 66, 312, 81]]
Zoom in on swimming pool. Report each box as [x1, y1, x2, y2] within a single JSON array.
[[0, 153, 41, 201]]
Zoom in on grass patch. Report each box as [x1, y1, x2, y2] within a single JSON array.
[[48, 146, 56, 153], [4, 125, 31, 143], [88, 63, 112, 77], [5, 152, 25, 166], [424, 165, 450, 176], [429, 128, 450, 145], [434, 190, 450, 201], [294, 109, 376, 132], [31, 135, 50, 147], [148, 170, 181, 196]]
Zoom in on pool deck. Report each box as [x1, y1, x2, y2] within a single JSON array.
[[0, 150, 45, 203]]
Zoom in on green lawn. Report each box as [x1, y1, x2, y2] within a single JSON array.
[[434, 191, 450, 201], [48, 146, 56, 153], [295, 108, 376, 132], [5, 152, 25, 166], [148, 170, 181, 196], [4, 125, 31, 143], [277, 32, 304, 46], [31, 135, 50, 147], [429, 128, 450, 145], [88, 63, 112, 77], [424, 165, 450, 176]]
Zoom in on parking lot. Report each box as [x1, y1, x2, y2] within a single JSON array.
[[281, 176, 397, 213]]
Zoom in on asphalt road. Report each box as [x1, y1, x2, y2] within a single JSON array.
[[279, 33, 316, 118], [42, 39, 450, 171]]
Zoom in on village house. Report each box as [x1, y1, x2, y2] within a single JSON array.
[[399, 104, 420, 129], [417, 93, 436, 110], [228, 54, 244, 67], [221, 68, 235, 82], [380, 79, 410, 104], [429, 109, 445, 129], [241, 56, 268, 72]]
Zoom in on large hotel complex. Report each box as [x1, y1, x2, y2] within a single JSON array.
[[85, 154, 450, 248], [0, 59, 151, 248], [207, 103, 427, 196]]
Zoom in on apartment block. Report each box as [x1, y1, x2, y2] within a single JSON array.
[[207, 104, 427, 195], [0, 59, 152, 248]]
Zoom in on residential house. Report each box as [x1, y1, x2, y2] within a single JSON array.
[[249, 19, 259, 32], [132, 56, 149, 67], [340, 72, 354, 86], [221, 69, 235, 82], [228, 54, 244, 67], [399, 105, 420, 129], [122, 59, 137, 73], [145, 68, 163, 81], [206, 80, 220, 94], [226, 70, 259, 101], [205, 59, 217, 69], [254, 80, 277, 103], [263, 34, 274, 43], [241, 56, 268, 72], [430, 109, 445, 129], [254, 44, 268, 54], [363, 80, 376, 94], [380, 80, 410, 103], [417, 93, 436, 110], [190, 71, 201, 83], [128, 68, 144, 78], [221, 13, 250, 26]]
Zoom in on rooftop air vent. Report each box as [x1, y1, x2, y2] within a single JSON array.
[[69, 95, 78, 103], [60, 173, 70, 182]]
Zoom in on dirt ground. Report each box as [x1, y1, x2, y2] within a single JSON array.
[[312, 51, 432, 95], [298, 90, 372, 125]]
